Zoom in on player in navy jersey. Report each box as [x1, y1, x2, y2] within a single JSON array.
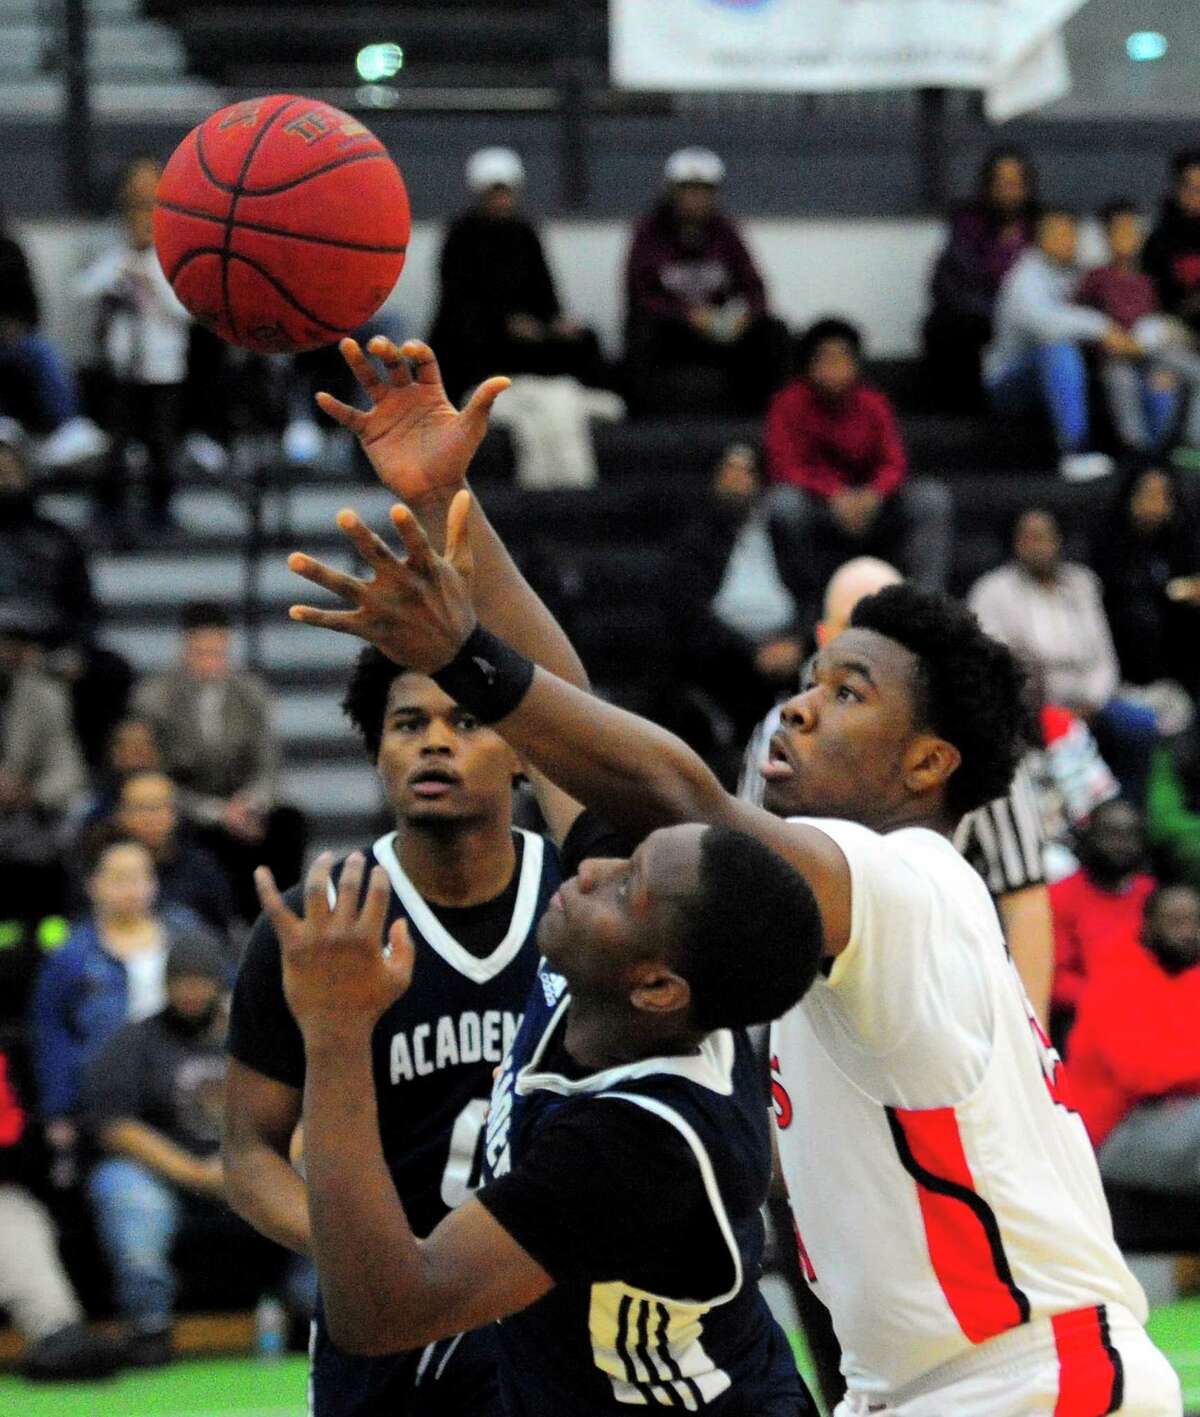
[[254, 817, 822, 1415], [224, 647, 563, 1416]]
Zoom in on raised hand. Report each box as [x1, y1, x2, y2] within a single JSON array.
[[317, 337, 510, 505], [286, 487, 478, 673], [254, 852, 415, 1043]]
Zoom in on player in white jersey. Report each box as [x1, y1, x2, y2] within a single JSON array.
[[281, 336, 1180, 1414]]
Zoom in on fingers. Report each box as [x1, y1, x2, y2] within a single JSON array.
[[336, 508, 407, 577], [254, 865, 299, 935], [303, 852, 337, 927], [366, 335, 414, 388], [339, 338, 388, 403], [314, 390, 367, 435], [445, 490, 474, 578], [288, 604, 368, 635], [287, 552, 367, 604], [398, 340, 444, 390], [359, 864, 391, 941], [388, 504, 434, 575], [336, 852, 366, 926], [462, 375, 512, 433], [385, 918, 417, 995]]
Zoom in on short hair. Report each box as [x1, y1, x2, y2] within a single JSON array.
[[1038, 205, 1078, 226], [342, 646, 411, 760], [850, 585, 1028, 819], [674, 827, 823, 1032], [80, 823, 147, 876], [1144, 881, 1200, 930], [1099, 197, 1139, 227], [797, 317, 862, 373], [181, 601, 231, 633], [1172, 148, 1200, 180]]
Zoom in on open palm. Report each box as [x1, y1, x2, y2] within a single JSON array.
[[316, 336, 510, 504]]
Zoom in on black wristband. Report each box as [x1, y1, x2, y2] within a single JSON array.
[[432, 623, 536, 724]]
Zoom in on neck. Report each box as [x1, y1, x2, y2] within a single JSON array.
[[563, 1003, 698, 1073], [1111, 254, 1136, 272], [393, 815, 517, 908], [1087, 866, 1134, 894]]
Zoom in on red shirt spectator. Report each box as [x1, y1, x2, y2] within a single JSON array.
[[1048, 798, 1152, 1017], [1068, 885, 1200, 1147], [765, 377, 907, 499]]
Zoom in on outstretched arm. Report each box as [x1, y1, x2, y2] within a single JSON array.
[[286, 502, 853, 950], [256, 855, 553, 1354], [316, 337, 587, 691]]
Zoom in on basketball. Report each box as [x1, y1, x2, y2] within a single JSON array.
[[153, 94, 410, 354]]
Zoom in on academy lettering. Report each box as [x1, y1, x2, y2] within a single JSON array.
[[389, 1010, 521, 1085]]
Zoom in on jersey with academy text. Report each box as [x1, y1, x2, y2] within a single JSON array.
[[226, 828, 558, 1417], [479, 962, 810, 1415], [770, 817, 1146, 1402]]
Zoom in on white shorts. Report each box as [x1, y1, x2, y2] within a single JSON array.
[[835, 1305, 1182, 1417]]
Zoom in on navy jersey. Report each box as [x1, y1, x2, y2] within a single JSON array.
[[227, 828, 560, 1417], [478, 963, 812, 1416]]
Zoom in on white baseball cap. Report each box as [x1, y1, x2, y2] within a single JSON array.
[[664, 147, 725, 186], [466, 146, 525, 193]]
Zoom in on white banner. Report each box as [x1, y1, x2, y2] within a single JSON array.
[[610, 0, 1090, 121]]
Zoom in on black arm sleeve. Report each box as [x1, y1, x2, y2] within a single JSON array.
[[559, 810, 636, 880], [477, 1098, 734, 1301], [225, 886, 306, 1088]]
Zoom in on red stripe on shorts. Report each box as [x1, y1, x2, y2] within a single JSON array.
[[887, 1107, 1030, 1344], [1053, 1304, 1124, 1417]]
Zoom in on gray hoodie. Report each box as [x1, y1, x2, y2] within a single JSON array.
[[984, 249, 1111, 385]]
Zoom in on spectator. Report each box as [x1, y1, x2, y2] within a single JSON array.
[[1146, 731, 1200, 895], [428, 147, 607, 404], [77, 158, 191, 542], [985, 206, 1135, 481], [80, 933, 268, 1367], [132, 602, 305, 921], [1076, 200, 1197, 455], [1049, 798, 1154, 1044], [0, 619, 86, 926], [1142, 148, 1200, 341], [1092, 464, 1200, 695], [969, 507, 1157, 800], [0, 1044, 123, 1380], [624, 147, 789, 416], [664, 444, 809, 771], [1068, 883, 1200, 1201], [0, 205, 108, 468], [923, 147, 1040, 410], [29, 829, 211, 1180], [0, 419, 134, 768], [765, 318, 952, 594], [113, 770, 237, 941]]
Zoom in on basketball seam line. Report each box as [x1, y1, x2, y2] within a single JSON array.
[[227, 150, 389, 197], [223, 96, 302, 342], [155, 200, 408, 255], [167, 247, 349, 335]]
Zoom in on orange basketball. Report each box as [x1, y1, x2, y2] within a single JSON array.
[[154, 94, 410, 354]]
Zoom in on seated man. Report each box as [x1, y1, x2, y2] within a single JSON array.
[[985, 206, 1137, 481], [132, 601, 306, 922], [765, 319, 952, 594], [256, 831, 822, 1415], [80, 934, 266, 1367], [1050, 798, 1155, 1043], [1069, 883, 1200, 1201]]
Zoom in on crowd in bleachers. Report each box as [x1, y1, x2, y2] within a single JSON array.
[[3, 134, 1200, 1378]]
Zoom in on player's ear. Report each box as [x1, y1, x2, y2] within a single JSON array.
[[903, 733, 961, 797], [628, 964, 691, 1018]]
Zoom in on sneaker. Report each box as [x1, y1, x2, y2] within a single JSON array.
[[182, 430, 230, 476], [19, 1321, 123, 1382], [282, 418, 324, 465], [122, 1326, 173, 1369], [36, 417, 109, 468], [1059, 452, 1115, 482]]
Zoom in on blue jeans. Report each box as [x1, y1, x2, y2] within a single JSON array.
[[0, 331, 79, 430], [87, 1157, 180, 1330], [987, 342, 1090, 452]]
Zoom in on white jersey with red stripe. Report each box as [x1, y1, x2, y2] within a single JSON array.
[[770, 818, 1148, 1403]]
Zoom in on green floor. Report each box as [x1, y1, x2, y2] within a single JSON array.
[[0, 1302, 1197, 1416]]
